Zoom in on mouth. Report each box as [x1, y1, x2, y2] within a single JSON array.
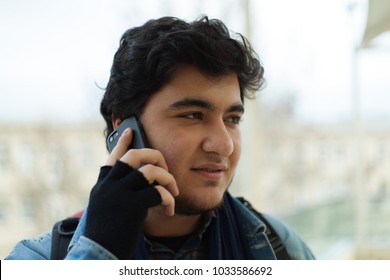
[[192, 167, 224, 172], [191, 164, 228, 180]]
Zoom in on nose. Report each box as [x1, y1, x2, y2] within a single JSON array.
[[202, 120, 234, 157]]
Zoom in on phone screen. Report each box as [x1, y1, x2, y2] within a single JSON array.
[[106, 116, 147, 152]]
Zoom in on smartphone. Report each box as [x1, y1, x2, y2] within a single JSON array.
[[106, 115, 148, 153]]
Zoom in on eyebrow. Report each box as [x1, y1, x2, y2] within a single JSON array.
[[169, 98, 244, 114]]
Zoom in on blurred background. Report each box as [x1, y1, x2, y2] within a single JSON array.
[[1, 0, 390, 259]]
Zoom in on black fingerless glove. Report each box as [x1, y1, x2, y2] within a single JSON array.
[[84, 160, 162, 259]]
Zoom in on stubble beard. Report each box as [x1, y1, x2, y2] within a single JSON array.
[[173, 178, 234, 216], [174, 193, 225, 216]]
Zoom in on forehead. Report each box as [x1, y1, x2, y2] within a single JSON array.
[[147, 66, 242, 110]]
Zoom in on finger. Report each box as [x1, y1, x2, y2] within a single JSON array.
[[154, 185, 175, 216], [121, 148, 169, 171], [136, 186, 162, 208], [109, 160, 133, 180], [139, 164, 179, 197], [96, 165, 113, 182], [106, 128, 133, 166]]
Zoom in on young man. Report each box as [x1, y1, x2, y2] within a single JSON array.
[[5, 16, 314, 260]]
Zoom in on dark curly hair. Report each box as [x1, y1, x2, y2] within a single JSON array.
[[100, 15, 265, 138]]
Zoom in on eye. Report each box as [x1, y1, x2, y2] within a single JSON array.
[[225, 115, 242, 125], [180, 112, 203, 120]]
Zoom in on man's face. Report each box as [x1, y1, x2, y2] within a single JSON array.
[[140, 66, 243, 215]]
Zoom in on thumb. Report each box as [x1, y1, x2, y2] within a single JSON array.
[[106, 128, 133, 166]]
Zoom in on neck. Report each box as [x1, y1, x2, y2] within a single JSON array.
[[144, 207, 203, 237]]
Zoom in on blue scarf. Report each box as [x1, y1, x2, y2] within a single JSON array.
[[133, 192, 253, 259]]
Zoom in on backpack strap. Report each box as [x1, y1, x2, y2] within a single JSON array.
[[236, 197, 291, 260], [50, 212, 82, 260]]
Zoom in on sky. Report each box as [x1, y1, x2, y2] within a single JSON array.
[[1, 0, 389, 125]]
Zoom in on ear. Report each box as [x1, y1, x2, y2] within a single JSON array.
[[111, 114, 122, 129]]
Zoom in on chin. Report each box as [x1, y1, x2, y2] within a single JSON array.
[[174, 191, 225, 216]]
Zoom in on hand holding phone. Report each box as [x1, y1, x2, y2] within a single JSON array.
[[88, 115, 169, 259], [103, 114, 178, 217]]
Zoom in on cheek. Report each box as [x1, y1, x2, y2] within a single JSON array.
[[231, 144, 241, 169], [231, 133, 241, 161], [153, 134, 193, 168]]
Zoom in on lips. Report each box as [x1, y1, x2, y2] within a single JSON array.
[[196, 168, 223, 172], [192, 163, 227, 171], [191, 163, 228, 180]]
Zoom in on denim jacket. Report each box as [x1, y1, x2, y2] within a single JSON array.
[[4, 197, 315, 260]]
